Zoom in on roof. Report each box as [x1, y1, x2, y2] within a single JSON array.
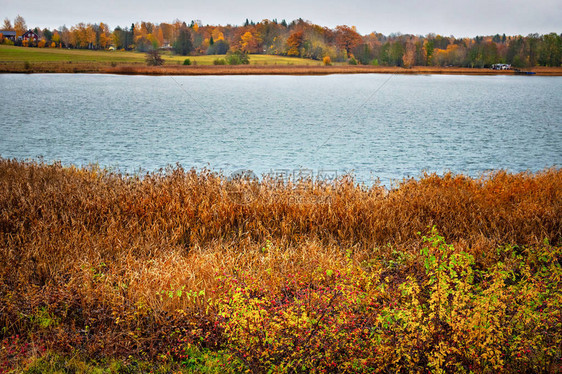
[[0, 31, 17, 36]]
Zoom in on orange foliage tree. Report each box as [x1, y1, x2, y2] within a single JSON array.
[[403, 39, 416, 67], [239, 31, 260, 53], [335, 25, 362, 57], [287, 31, 304, 56]]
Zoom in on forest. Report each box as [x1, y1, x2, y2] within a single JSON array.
[[2, 15, 561, 68]]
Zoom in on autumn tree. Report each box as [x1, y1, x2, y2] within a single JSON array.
[[156, 28, 164, 46], [59, 26, 70, 47], [255, 19, 283, 53], [335, 25, 362, 57], [239, 31, 260, 53], [86, 24, 96, 48], [287, 31, 304, 56], [160, 23, 173, 45], [70, 23, 85, 47], [14, 15, 26, 38], [98, 22, 110, 49], [403, 39, 416, 67], [2, 18, 13, 31], [51, 31, 61, 47]]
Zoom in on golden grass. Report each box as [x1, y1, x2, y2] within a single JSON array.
[[0, 159, 560, 367], [2, 59, 562, 76], [105, 64, 562, 76]]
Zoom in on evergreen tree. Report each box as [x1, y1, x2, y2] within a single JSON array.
[[173, 27, 193, 55]]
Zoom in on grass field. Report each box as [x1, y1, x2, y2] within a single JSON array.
[[0, 159, 561, 373], [0, 45, 146, 63], [0, 45, 322, 65], [3, 45, 562, 75]]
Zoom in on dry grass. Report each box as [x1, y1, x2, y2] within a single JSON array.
[[2, 60, 562, 75], [94, 64, 562, 76], [0, 159, 560, 368], [0, 61, 140, 74]]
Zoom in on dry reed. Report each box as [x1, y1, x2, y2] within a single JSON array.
[[0, 158, 560, 368], [2, 62, 562, 75]]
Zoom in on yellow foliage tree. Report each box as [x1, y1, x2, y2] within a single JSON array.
[[240, 31, 253, 51], [212, 28, 225, 41], [51, 31, 60, 46], [240, 31, 259, 53], [99, 22, 110, 49], [14, 15, 26, 38]]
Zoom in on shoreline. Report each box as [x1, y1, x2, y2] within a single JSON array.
[[1, 62, 561, 76]]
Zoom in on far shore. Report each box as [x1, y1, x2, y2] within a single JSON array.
[[1, 62, 562, 76]]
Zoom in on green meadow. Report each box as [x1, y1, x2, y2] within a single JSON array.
[[0, 45, 323, 65]]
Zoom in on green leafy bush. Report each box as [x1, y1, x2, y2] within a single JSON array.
[[225, 51, 250, 65]]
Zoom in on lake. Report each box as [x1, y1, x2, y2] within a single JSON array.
[[1, 73, 560, 186]]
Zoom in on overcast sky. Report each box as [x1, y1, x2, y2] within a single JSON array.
[[2, 0, 561, 37]]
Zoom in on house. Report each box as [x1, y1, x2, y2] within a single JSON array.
[[21, 30, 39, 42], [491, 63, 512, 70], [0, 30, 17, 42]]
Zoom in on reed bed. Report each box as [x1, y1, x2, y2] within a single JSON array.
[[92, 65, 562, 76], [2, 61, 562, 75], [0, 159, 560, 373]]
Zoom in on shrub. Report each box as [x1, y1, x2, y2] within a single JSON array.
[[348, 56, 358, 65], [213, 58, 226, 65], [183, 58, 191, 65], [225, 50, 250, 65], [323, 55, 332, 66], [145, 50, 164, 66], [208, 229, 562, 373]]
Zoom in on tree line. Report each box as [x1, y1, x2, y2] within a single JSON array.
[[2, 15, 561, 67]]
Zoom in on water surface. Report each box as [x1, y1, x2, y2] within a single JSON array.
[[1, 73, 560, 185]]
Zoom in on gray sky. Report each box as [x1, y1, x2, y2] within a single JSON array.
[[2, 0, 561, 36]]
